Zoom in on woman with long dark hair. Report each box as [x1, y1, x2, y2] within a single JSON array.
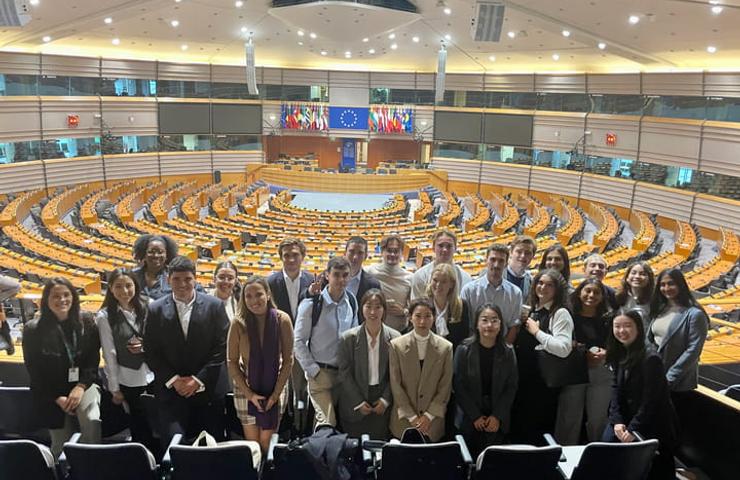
[[616, 261, 655, 325], [210, 261, 240, 321], [96, 268, 156, 452], [538, 244, 571, 286], [132, 234, 179, 301], [23, 278, 101, 456], [453, 303, 518, 455]]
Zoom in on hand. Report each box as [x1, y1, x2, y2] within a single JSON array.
[[358, 402, 373, 416], [265, 396, 277, 412], [249, 393, 266, 412], [55, 396, 69, 411], [621, 431, 636, 443], [372, 400, 387, 416], [484, 416, 500, 433], [63, 385, 85, 413], [126, 337, 144, 354], [111, 390, 125, 405], [586, 347, 606, 368], [614, 424, 628, 442], [174, 377, 200, 398], [524, 317, 540, 335], [308, 274, 324, 296], [473, 416, 488, 431], [414, 415, 432, 436]]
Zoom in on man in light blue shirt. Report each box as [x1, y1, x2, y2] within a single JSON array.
[[294, 256, 358, 426], [461, 243, 523, 344]]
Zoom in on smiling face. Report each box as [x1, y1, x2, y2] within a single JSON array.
[[345, 241, 367, 273], [169, 270, 196, 302], [362, 296, 384, 325], [430, 269, 454, 299], [613, 314, 639, 347], [586, 259, 607, 280], [280, 245, 304, 276], [145, 239, 167, 271], [658, 274, 680, 302], [535, 274, 557, 305], [326, 265, 351, 296], [111, 275, 137, 308], [579, 283, 604, 310], [243, 282, 270, 317], [486, 250, 507, 283], [48, 284, 74, 320], [627, 264, 649, 291], [381, 239, 402, 267], [214, 266, 237, 298], [477, 308, 502, 343], [545, 250, 565, 273], [510, 244, 535, 271], [433, 234, 456, 264]]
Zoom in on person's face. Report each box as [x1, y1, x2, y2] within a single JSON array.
[[48, 284, 74, 320], [486, 250, 507, 282], [327, 266, 350, 293], [145, 240, 167, 270], [545, 250, 565, 273], [535, 274, 557, 305], [381, 240, 402, 266], [510, 244, 535, 269], [111, 275, 136, 307], [433, 234, 456, 263], [410, 305, 434, 334], [579, 283, 603, 309], [477, 308, 502, 342], [658, 275, 680, 302], [345, 241, 367, 271], [430, 270, 453, 299], [362, 297, 384, 324], [244, 283, 270, 316], [214, 267, 237, 297], [586, 260, 607, 280], [169, 270, 196, 301], [627, 265, 649, 290], [280, 245, 304, 274], [613, 315, 639, 347]]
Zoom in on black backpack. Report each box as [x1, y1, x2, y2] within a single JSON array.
[[281, 427, 367, 480], [310, 293, 358, 328]]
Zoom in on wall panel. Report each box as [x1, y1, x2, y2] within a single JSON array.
[[691, 195, 740, 232], [44, 156, 105, 188], [41, 55, 99, 77], [103, 153, 160, 181], [211, 64, 254, 84], [642, 72, 703, 96], [445, 74, 484, 91], [101, 59, 156, 79], [0, 161, 45, 193], [414, 107, 434, 141], [431, 157, 480, 183], [585, 114, 640, 158], [484, 74, 535, 92], [159, 152, 212, 176], [261, 68, 282, 85], [41, 97, 100, 138], [632, 183, 694, 221], [699, 122, 740, 176], [479, 161, 530, 189], [416, 73, 435, 90], [586, 73, 641, 94], [282, 68, 328, 86], [535, 74, 586, 93], [0, 98, 41, 141], [101, 98, 158, 136], [212, 151, 263, 173], [0, 51, 40, 75], [369, 72, 417, 89], [639, 118, 701, 169], [703, 72, 740, 98], [157, 62, 210, 82], [580, 174, 634, 208], [328, 71, 370, 88], [529, 167, 580, 197], [532, 112, 586, 151]]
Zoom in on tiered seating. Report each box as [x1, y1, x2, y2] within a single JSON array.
[[589, 203, 621, 253], [116, 182, 167, 223], [686, 256, 737, 290], [414, 191, 433, 221], [213, 184, 249, 219], [631, 211, 658, 251], [437, 192, 462, 227], [489, 194, 519, 236], [674, 220, 699, 259], [80, 181, 135, 225], [150, 181, 199, 224], [555, 200, 585, 246], [719, 227, 740, 262], [0, 189, 46, 227], [0, 246, 101, 294], [462, 196, 491, 231], [523, 199, 550, 238]]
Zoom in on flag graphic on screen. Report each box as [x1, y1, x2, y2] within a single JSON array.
[[281, 103, 329, 131], [329, 107, 369, 130], [369, 106, 413, 134]]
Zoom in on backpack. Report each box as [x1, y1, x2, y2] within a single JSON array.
[[283, 427, 367, 480], [310, 292, 358, 328]]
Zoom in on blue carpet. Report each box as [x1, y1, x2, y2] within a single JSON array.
[[291, 192, 393, 212]]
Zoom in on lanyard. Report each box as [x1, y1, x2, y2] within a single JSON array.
[[56, 323, 78, 366]]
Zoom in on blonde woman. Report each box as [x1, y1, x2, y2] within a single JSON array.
[[425, 262, 469, 350]]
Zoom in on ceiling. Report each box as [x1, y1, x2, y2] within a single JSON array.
[[1, 0, 739, 73]]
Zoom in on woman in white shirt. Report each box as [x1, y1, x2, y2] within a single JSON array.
[[97, 268, 155, 452], [425, 263, 469, 350], [209, 261, 240, 321]]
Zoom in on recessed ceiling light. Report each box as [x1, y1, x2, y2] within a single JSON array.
[[412, 36, 420, 43], [507, 31, 516, 38], [488, 55, 496, 61], [390, 43, 398, 50], [42, 36, 51, 42], [369, 48, 375, 54], [562, 30, 571, 37], [711, 6, 723, 14], [628, 15, 640, 24], [297, 30, 304, 36], [170, 19, 179, 27], [175, 0, 182, 3], [112, 38, 120, 45], [388, 33, 396, 39], [30, 0, 40, 5], [241, 26, 248, 33], [443, 7, 452, 15], [235, 1, 244, 7], [298, 41, 304, 46], [552, 53, 560, 60], [444, 34, 451, 40], [104, 17, 113, 24], [181, 44, 188, 51], [320, 50, 327, 56], [345, 51, 352, 58], [707, 45, 717, 53], [362, 37, 369, 42], [598, 42, 606, 50], [309, 32, 317, 39]]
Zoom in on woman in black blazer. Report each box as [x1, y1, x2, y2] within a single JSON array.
[[453, 303, 518, 456], [603, 309, 678, 480], [22, 277, 101, 456], [425, 262, 469, 350]]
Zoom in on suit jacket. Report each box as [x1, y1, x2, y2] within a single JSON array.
[[453, 339, 518, 434], [267, 270, 313, 322], [336, 324, 400, 423], [647, 306, 708, 392], [144, 292, 230, 405], [355, 269, 381, 309], [389, 331, 453, 441]]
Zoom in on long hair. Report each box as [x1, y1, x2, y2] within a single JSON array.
[[650, 268, 706, 318], [571, 277, 610, 318], [102, 269, 147, 329], [616, 261, 655, 307], [360, 288, 387, 324], [132, 234, 178, 265], [213, 260, 241, 299], [538, 243, 571, 281], [605, 309, 646, 369], [425, 262, 463, 324], [528, 268, 570, 315], [235, 275, 277, 326], [40, 277, 81, 325], [468, 303, 506, 355]]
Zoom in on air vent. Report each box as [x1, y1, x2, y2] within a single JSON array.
[[470, 1, 505, 42], [0, 1, 32, 27]]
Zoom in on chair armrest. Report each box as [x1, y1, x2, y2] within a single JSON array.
[[455, 435, 473, 465], [543, 433, 558, 446], [161, 433, 183, 471], [57, 432, 82, 475], [360, 434, 372, 465], [633, 431, 645, 442], [266, 433, 280, 464]]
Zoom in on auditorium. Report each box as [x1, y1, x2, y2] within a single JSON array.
[[0, 0, 738, 479]]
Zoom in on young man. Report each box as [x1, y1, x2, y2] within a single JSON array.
[[366, 234, 413, 332], [144, 256, 230, 447], [506, 235, 537, 299], [584, 253, 619, 309], [293, 256, 359, 426], [410, 229, 472, 300], [344, 236, 381, 315]]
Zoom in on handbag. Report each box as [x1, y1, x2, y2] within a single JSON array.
[[536, 343, 589, 388]]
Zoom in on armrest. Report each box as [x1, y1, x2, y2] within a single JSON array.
[[455, 435, 473, 465], [161, 433, 183, 471], [57, 432, 81, 478], [360, 434, 372, 465], [543, 433, 558, 447], [633, 431, 645, 442], [266, 433, 280, 464]]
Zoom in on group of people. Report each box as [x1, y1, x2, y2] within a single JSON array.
[[16, 230, 709, 478]]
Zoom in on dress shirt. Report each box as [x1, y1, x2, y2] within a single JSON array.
[[283, 269, 303, 318], [294, 287, 358, 378], [353, 328, 390, 410], [96, 307, 153, 392], [460, 274, 523, 330], [366, 262, 412, 331], [167, 293, 204, 392], [434, 303, 450, 337], [347, 270, 362, 297]]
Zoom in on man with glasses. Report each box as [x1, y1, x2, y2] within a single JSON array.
[[367, 234, 413, 332], [410, 229, 472, 300]]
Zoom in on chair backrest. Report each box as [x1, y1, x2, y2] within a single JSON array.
[[476, 444, 562, 480], [380, 441, 467, 480], [0, 439, 56, 480], [0, 387, 42, 436], [570, 440, 659, 480], [62, 442, 157, 480], [169, 442, 259, 480]]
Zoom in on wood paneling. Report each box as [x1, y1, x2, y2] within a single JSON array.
[[0, 51, 40, 75], [157, 62, 210, 82], [44, 156, 104, 188], [532, 112, 586, 151], [480, 162, 530, 189], [159, 152, 213, 176], [535, 74, 586, 93], [0, 98, 41, 141], [639, 118, 702, 169], [484, 74, 535, 92], [212, 151, 263, 173], [101, 98, 159, 136], [692, 194, 740, 232], [642, 72, 703, 96], [0, 160, 45, 193], [41, 55, 99, 78], [103, 153, 160, 181], [586, 73, 641, 95], [529, 167, 580, 197], [633, 183, 694, 221], [101, 59, 156, 80], [699, 122, 740, 176], [367, 138, 419, 168], [40, 97, 100, 138], [585, 114, 640, 159], [263, 135, 341, 168], [580, 174, 635, 208]]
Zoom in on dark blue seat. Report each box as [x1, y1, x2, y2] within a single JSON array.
[[0, 439, 57, 480], [61, 433, 158, 480]]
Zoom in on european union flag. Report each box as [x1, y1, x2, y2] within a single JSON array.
[[329, 106, 369, 130]]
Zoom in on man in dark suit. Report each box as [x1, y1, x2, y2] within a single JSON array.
[[144, 256, 230, 447], [345, 236, 381, 321]]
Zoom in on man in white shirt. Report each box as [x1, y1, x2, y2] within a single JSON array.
[[410, 229, 471, 300], [366, 234, 413, 332]]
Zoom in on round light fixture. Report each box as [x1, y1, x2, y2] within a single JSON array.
[[552, 53, 560, 61], [112, 38, 120, 45], [170, 20, 180, 27], [104, 17, 113, 24], [707, 45, 717, 53], [628, 15, 640, 24], [598, 42, 606, 50], [562, 30, 571, 37]]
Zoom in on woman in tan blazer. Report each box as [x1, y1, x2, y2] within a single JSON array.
[[389, 297, 453, 442], [227, 275, 293, 453]]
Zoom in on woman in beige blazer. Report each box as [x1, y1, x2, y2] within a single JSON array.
[[389, 297, 453, 442]]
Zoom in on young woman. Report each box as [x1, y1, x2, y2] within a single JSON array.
[[538, 244, 572, 286], [96, 268, 156, 452], [210, 261, 240, 321], [389, 297, 453, 442], [453, 304, 518, 455], [604, 310, 678, 480], [132, 234, 178, 301], [616, 262, 655, 325], [227, 275, 293, 453], [22, 278, 101, 456], [649, 268, 709, 393], [510, 268, 574, 445], [425, 263, 469, 350], [336, 289, 400, 440], [555, 278, 612, 445]]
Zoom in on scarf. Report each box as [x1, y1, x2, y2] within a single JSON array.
[[246, 308, 280, 428]]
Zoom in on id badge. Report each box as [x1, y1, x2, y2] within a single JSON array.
[[68, 367, 79, 383]]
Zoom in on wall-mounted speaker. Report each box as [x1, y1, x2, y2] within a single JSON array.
[[245, 41, 259, 95], [435, 47, 447, 104]]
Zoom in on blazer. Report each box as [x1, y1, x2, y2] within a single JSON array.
[[432, 300, 470, 351], [647, 306, 708, 392], [608, 348, 678, 448], [22, 314, 100, 428], [453, 339, 518, 434], [267, 270, 313, 322], [389, 331, 453, 441], [336, 324, 400, 424], [355, 269, 381, 311], [144, 292, 230, 404], [226, 309, 294, 405]]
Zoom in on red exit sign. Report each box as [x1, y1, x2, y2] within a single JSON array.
[[606, 132, 617, 146]]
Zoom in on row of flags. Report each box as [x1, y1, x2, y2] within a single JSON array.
[[281, 103, 329, 131], [280, 103, 414, 133]]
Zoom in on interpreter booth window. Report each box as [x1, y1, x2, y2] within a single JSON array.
[[464, 91, 487, 108], [643, 95, 707, 120], [0, 74, 38, 96], [38, 76, 100, 96], [536, 93, 591, 113], [41, 137, 101, 159], [685, 171, 740, 200], [705, 97, 740, 122], [99, 78, 156, 97], [210, 82, 260, 100], [157, 80, 211, 98], [590, 94, 646, 115], [159, 134, 212, 152], [432, 142, 480, 160], [281, 85, 327, 102], [415, 90, 435, 105], [370, 88, 389, 104], [532, 150, 575, 169], [583, 156, 633, 177], [484, 145, 532, 164], [213, 135, 261, 151], [101, 135, 157, 154], [0, 141, 40, 163], [260, 84, 284, 101]]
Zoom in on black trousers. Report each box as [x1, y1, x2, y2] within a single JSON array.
[[157, 395, 226, 449], [119, 384, 158, 455]]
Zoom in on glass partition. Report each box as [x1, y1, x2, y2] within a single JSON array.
[[590, 94, 645, 115], [0, 74, 38, 96], [99, 78, 156, 97], [158, 134, 212, 151], [0, 140, 40, 163], [40, 137, 100, 159], [643, 95, 707, 119], [536, 93, 591, 112], [212, 134, 261, 150], [211, 82, 260, 99], [157, 80, 210, 98], [705, 97, 740, 122], [432, 142, 479, 159]]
